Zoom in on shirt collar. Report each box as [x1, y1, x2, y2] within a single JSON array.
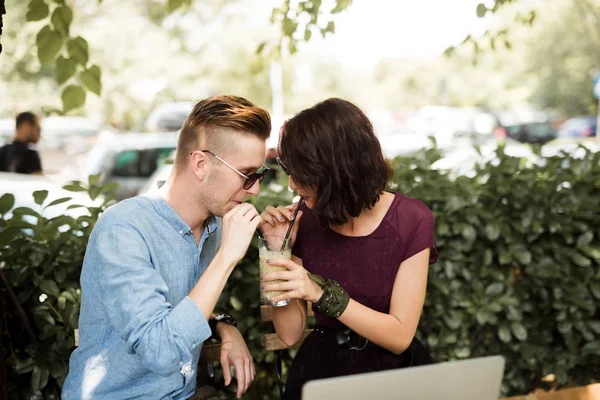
[[145, 192, 217, 237]]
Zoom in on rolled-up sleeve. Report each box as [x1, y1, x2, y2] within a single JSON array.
[[90, 221, 211, 376]]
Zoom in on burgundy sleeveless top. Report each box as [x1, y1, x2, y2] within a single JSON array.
[[292, 192, 438, 327]]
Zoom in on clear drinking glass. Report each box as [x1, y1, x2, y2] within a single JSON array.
[[259, 236, 291, 307]]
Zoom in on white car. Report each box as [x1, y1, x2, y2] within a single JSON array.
[[0, 172, 102, 222]]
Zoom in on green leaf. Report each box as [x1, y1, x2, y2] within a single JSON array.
[[66, 204, 86, 210], [304, 29, 312, 41], [80, 65, 102, 96], [591, 282, 600, 300], [67, 36, 89, 67], [475, 310, 488, 325], [230, 296, 242, 311], [63, 182, 88, 192], [484, 223, 500, 241], [36, 26, 63, 65], [61, 291, 76, 303], [88, 173, 101, 187], [485, 282, 504, 297], [498, 325, 511, 343], [0, 193, 15, 214], [483, 249, 493, 266], [26, 0, 49, 21], [581, 246, 600, 261], [101, 182, 120, 193], [476, 3, 487, 17], [15, 358, 35, 374], [167, 0, 184, 12], [12, 207, 42, 219], [50, 5, 73, 37], [461, 225, 476, 242], [31, 365, 49, 392], [499, 250, 511, 265], [510, 322, 527, 341], [513, 249, 532, 265], [581, 341, 600, 356], [570, 252, 591, 267], [455, 347, 471, 358], [589, 321, 600, 334], [61, 85, 86, 112], [326, 21, 335, 33], [40, 280, 60, 297], [55, 56, 77, 85], [33, 190, 49, 206], [256, 41, 267, 55], [46, 197, 72, 208], [576, 231, 593, 248]]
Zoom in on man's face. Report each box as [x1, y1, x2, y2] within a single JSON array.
[[200, 134, 267, 217], [25, 118, 41, 144]]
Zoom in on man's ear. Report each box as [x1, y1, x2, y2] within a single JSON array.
[[190, 150, 211, 182]]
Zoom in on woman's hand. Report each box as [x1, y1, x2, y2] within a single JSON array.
[[261, 258, 324, 304], [260, 202, 303, 246]]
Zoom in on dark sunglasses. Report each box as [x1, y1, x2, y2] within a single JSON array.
[[276, 157, 291, 176], [200, 150, 270, 190]]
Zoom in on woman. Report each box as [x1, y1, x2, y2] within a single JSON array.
[[260, 98, 437, 400]]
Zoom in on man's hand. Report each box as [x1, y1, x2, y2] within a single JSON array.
[[219, 203, 263, 266], [218, 323, 255, 399]]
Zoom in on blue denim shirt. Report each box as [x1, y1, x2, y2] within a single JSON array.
[[62, 192, 221, 400]]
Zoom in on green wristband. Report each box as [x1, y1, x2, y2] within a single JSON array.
[[308, 273, 350, 319]]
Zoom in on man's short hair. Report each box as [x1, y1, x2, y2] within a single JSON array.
[[175, 96, 271, 168], [16, 112, 38, 129]]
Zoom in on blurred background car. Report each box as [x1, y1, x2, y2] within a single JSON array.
[[0, 118, 14, 145], [557, 115, 597, 138], [498, 121, 557, 145], [0, 172, 102, 222], [83, 131, 178, 200], [144, 102, 193, 132]]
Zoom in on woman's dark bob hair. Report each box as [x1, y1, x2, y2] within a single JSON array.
[[279, 98, 393, 227]]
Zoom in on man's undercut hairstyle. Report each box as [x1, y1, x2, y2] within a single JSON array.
[[176, 95, 271, 168]]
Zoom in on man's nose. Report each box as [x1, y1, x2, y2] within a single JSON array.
[[245, 179, 260, 196]]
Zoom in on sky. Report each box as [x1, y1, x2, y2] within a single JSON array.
[[302, 0, 490, 69]]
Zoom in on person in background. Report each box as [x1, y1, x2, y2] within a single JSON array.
[[260, 98, 438, 400], [0, 111, 43, 174]]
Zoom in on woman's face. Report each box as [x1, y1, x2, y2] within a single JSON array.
[[289, 176, 317, 209]]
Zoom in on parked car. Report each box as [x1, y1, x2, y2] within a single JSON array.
[[0, 172, 101, 222], [41, 116, 105, 155], [84, 131, 178, 200], [557, 116, 597, 138], [408, 106, 500, 147], [0, 118, 13, 145], [144, 102, 193, 132], [495, 121, 557, 145]]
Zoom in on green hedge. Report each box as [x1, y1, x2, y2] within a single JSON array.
[[0, 144, 599, 399]]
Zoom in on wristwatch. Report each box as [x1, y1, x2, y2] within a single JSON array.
[[209, 314, 237, 341]]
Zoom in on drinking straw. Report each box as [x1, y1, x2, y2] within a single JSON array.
[[281, 197, 303, 251]]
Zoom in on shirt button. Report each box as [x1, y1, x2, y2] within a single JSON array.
[[183, 364, 191, 373], [192, 343, 196, 349], [179, 362, 183, 366], [178, 230, 183, 234]]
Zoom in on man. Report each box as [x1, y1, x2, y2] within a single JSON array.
[[63, 96, 272, 400], [0, 111, 43, 174]]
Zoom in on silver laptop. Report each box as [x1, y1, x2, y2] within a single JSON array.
[[302, 355, 505, 400]]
